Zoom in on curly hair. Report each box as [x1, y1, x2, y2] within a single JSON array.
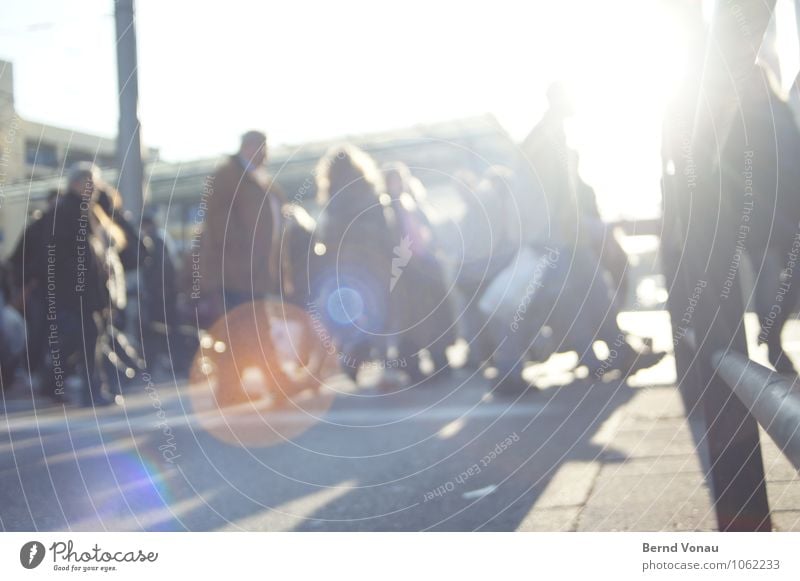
[[315, 144, 386, 210]]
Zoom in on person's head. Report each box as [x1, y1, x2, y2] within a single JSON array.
[[316, 144, 384, 208], [382, 161, 411, 200], [67, 162, 101, 199], [546, 81, 575, 118], [239, 130, 268, 167]]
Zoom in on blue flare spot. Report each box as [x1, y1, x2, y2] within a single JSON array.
[[327, 287, 365, 325]]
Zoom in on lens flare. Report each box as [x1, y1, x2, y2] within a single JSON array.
[[326, 287, 365, 325], [188, 300, 338, 447]]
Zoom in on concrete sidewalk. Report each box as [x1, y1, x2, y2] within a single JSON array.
[[519, 384, 800, 531]]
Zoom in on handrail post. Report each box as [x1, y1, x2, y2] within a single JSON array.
[[662, 0, 775, 531], [713, 351, 800, 471]]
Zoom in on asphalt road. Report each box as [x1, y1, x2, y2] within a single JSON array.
[[3, 311, 791, 532], [0, 359, 641, 531]]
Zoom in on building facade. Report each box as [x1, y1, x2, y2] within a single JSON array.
[[0, 59, 158, 252]]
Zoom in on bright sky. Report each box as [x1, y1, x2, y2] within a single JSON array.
[[0, 0, 687, 219]]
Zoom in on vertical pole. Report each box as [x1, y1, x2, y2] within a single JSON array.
[[661, 168, 702, 418], [661, 1, 710, 422], [664, 0, 775, 531], [114, 0, 144, 219]]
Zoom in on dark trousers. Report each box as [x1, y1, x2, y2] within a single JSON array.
[[48, 307, 109, 404]]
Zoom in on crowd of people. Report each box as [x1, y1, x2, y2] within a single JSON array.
[[4, 163, 168, 405], [0, 86, 669, 408]]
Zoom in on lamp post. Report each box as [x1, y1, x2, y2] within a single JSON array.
[[114, 0, 144, 219]]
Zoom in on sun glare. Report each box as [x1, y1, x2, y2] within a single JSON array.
[[553, 1, 688, 220]]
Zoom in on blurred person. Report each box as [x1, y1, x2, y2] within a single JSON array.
[[0, 262, 25, 389], [137, 213, 180, 372], [9, 188, 61, 382], [461, 167, 523, 366], [726, 68, 800, 374], [197, 130, 293, 405], [466, 166, 618, 392], [575, 178, 630, 306], [95, 185, 148, 381], [383, 161, 456, 381], [473, 167, 533, 391], [274, 202, 341, 389], [315, 145, 395, 383], [139, 214, 178, 329], [521, 80, 628, 285], [11, 163, 123, 406], [199, 130, 286, 315], [518, 82, 664, 380], [451, 169, 497, 369], [279, 202, 325, 307], [520, 81, 578, 247], [475, 183, 663, 391]]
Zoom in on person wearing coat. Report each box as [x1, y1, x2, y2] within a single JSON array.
[[383, 161, 456, 381], [196, 131, 292, 405], [11, 163, 122, 406], [519, 83, 665, 382], [314, 145, 396, 383], [198, 131, 286, 315]]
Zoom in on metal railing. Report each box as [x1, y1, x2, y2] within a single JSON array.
[[713, 351, 800, 472], [660, 0, 780, 532]]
